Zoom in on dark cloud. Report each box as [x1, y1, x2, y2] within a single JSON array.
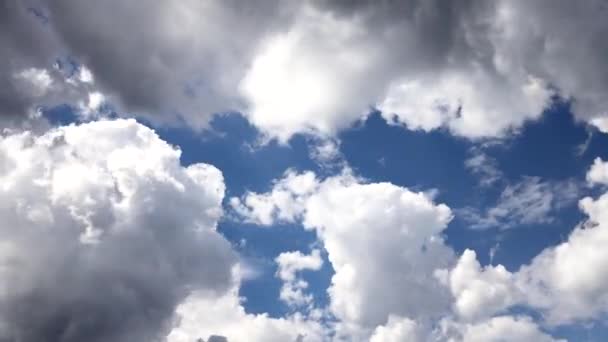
[[0, 0, 56, 125], [2, 0, 608, 137]]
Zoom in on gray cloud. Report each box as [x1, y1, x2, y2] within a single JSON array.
[[0, 119, 236, 341], [2, 0, 608, 139]]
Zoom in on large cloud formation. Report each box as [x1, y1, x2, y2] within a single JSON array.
[[231, 168, 572, 340], [231, 159, 608, 340], [0, 119, 236, 341], [3, 0, 608, 140]]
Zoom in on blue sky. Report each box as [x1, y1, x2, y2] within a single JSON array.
[[3, 1, 608, 341]]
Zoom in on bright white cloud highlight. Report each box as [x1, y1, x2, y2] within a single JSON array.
[[0, 119, 237, 341], [233, 169, 455, 339], [275, 249, 324, 307]]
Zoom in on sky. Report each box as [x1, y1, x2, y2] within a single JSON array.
[[2, 1, 608, 341]]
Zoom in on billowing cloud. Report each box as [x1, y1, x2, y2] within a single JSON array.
[[0, 119, 236, 341], [232, 169, 455, 338], [2, 0, 608, 140], [275, 249, 324, 307], [587, 157, 608, 185], [231, 167, 582, 340], [437, 249, 521, 321], [441, 316, 565, 342], [167, 285, 326, 342], [518, 182, 608, 323]]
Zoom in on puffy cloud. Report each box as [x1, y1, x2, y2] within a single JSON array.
[[438, 249, 520, 320], [518, 187, 608, 323], [167, 286, 326, 342], [233, 169, 455, 338], [496, 0, 608, 132], [276, 249, 324, 307], [446, 158, 608, 325], [2, 0, 607, 141], [230, 169, 318, 226], [448, 316, 565, 342], [0, 119, 236, 341], [379, 73, 552, 138], [238, 4, 385, 142], [369, 316, 423, 342], [233, 166, 608, 340], [44, 0, 297, 128], [587, 157, 608, 185]]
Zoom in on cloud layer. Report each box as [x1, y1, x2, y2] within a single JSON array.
[[2, 0, 608, 141]]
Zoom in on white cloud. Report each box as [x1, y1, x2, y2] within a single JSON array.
[[233, 169, 455, 338], [238, 5, 383, 142], [276, 249, 324, 307], [233, 165, 608, 340], [444, 159, 608, 326], [587, 157, 608, 185], [518, 186, 608, 324], [230, 169, 319, 226], [461, 177, 581, 229], [369, 316, 423, 342], [449, 316, 565, 342], [379, 73, 552, 139], [4, 0, 608, 141], [0, 119, 237, 341], [438, 249, 521, 321], [168, 286, 326, 342]]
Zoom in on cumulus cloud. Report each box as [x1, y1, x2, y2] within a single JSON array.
[[518, 184, 608, 324], [232, 169, 456, 338], [167, 286, 326, 342], [369, 316, 423, 342], [233, 165, 608, 340], [0, 119, 236, 341], [2, 0, 608, 140], [444, 158, 608, 326], [275, 249, 324, 308], [443, 316, 565, 342], [437, 249, 521, 321], [587, 157, 608, 185], [230, 169, 318, 226]]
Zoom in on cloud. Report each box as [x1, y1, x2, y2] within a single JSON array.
[[167, 285, 326, 342], [437, 249, 521, 320], [460, 176, 581, 229], [0, 119, 236, 341], [230, 169, 319, 226], [518, 184, 608, 323], [444, 315, 565, 342], [587, 157, 608, 185], [232, 169, 455, 338], [369, 316, 423, 342], [444, 159, 608, 325], [464, 147, 504, 187], [232, 166, 598, 340], [275, 249, 324, 308], [2, 0, 607, 141]]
